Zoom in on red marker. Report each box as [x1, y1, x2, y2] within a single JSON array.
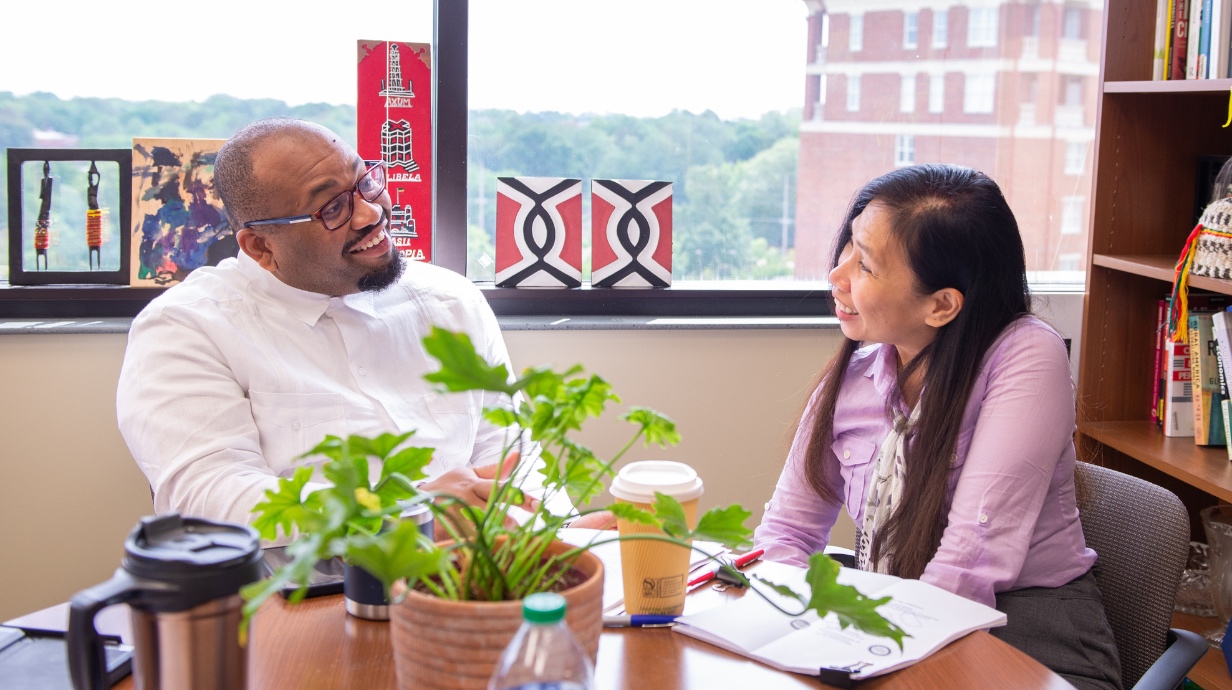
[[687, 548, 765, 588]]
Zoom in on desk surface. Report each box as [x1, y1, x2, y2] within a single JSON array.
[[109, 582, 1072, 690]]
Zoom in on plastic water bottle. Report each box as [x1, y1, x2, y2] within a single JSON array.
[[488, 592, 595, 690]]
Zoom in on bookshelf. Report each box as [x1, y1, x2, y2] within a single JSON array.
[[1081, 0, 1232, 684]]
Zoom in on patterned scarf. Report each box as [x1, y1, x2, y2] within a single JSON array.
[[856, 405, 919, 573]]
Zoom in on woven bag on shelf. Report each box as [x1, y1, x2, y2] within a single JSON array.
[[1169, 196, 1232, 342]]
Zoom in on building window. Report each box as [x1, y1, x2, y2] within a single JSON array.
[[963, 73, 995, 114], [904, 12, 919, 49], [1063, 7, 1082, 40], [933, 10, 948, 48], [1064, 141, 1086, 175], [900, 74, 916, 113], [968, 7, 999, 48], [1064, 76, 1083, 106], [929, 74, 944, 113], [1061, 196, 1085, 234], [847, 74, 861, 112], [1058, 253, 1083, 271], [895, 135, 916, 167], [850, 14, 864, 52]]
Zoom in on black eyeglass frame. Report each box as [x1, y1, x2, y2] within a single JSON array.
[[242, 161, 387, 232]]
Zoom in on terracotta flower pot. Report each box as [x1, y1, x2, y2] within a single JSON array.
[[388, 539, 605, 690]]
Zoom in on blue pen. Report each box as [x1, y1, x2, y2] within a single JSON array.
[[602, 615, 679, 628]]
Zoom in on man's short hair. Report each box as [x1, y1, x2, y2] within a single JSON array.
[[214, 118, 326, 230]]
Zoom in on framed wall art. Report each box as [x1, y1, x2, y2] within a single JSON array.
[[6, 148, 133, 286]]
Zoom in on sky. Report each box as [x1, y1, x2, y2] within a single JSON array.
[[0, 0, 808, 120]]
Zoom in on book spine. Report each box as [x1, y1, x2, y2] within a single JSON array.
[[1218, 0, 1232, 77], [1210, 0, 1224, 77], [1158, 0, 1176, 79], [1191, 315, 1206, 442], [1218, 354, 1232, 456], [1200, 0, 1214, 77], [1174, 0, 1191, 79], [1214, 310, 1232, 456], [1164, 338, 1195, 437], [1153, 299, 1166, 424], [1196, 313, 1225, 444], [1188, 0, 1204, 77]]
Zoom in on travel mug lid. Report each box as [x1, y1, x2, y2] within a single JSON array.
[[609, 461, 704, 504], [123, 514, 263, 611]]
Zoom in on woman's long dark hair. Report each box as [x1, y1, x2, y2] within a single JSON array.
[[805, 164, 1031, 579]]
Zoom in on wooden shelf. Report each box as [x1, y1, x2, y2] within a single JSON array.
[[1079, 422, 1232, 503], [1092, 254, 1232, 296], [1173, 612, 1228, 690], [1104, 78, 1232, 94]]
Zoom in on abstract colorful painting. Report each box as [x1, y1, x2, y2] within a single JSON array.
[[358, 40, 433, 263], [130, 138, 235, 287], [495, 177, 582, 288], [591, 179, 673, 288]]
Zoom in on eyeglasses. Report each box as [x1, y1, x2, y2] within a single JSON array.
[[243, 161, 387, 231]]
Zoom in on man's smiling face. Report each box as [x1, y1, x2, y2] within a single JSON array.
[[242, 126, 402, 296]]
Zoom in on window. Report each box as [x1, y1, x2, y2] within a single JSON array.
[[850, 14, 864, 52], [904, 12, 919, 49], [932, 10, 948, 48], [968, 7, 999, 48], [929, 74, 945, 113], [963, 73, 996, 113], [847, 74, 861, 112], [895, 135, 915, 167], [900, 74, 916, 113], [1061, 196, 1085, 235], [1064, 77, 1084, 106], [1063, 7, 1082, 40], [1064, 141, 1086, 175], [1058, 253, 1083, 271]]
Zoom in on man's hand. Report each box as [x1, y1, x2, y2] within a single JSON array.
[[568, 511, 617, 530], [420, 452, 537, 540]]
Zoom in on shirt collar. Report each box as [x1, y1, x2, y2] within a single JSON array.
[[235, 251, 357, 327], [864, 342, 900, 400]]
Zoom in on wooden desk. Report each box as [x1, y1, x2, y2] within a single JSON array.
[[110, 584, 1070, 690]]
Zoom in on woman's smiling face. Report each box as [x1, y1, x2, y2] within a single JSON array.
[[828, 200, 947, 367]]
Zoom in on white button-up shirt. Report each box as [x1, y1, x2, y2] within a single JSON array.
[[118, 252, 534, 528]]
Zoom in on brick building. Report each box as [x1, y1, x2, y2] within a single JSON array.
[[795, 0, 1101, 279]]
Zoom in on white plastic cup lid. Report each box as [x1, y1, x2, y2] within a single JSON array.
[[609, 461, 704, 504]]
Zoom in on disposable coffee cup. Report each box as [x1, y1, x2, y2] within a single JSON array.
[[609, 461, 704, 615]]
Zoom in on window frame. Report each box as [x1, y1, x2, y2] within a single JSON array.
[[932, 10, 948, 48], [903, 11, 919, 49]]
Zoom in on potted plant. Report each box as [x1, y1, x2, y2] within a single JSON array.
[[241, 327, 905, 690]]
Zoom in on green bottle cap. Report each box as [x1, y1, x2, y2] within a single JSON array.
[[522, 592, 567, 624]]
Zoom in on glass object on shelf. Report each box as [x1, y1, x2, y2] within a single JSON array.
[[1175, 541, 1215, 617], [1201, 505, 1232, 646]]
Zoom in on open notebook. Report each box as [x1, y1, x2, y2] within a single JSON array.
[[672, 561, 1006, 681]]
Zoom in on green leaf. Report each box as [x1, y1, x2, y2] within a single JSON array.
[[299, 435, 347, 462], [803, 553, 908, 649], [250, 466, 317, 541], [240, 533, 327, 640], [560, 442, 608, 507], [652, 493, 691, 539], [344, 521, 450, 592], [380, 446, 433, 485], [690, 505, 754, 549], [323, 451, 369, 496], [482, 406, 518, 428], [348, 431, 415, 460], [609, 502, 658, 528], [422, 327, 514, 394], [622, 407, 681, 447]]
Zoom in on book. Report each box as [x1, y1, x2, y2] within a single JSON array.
[[1211, 0, 1231, 78], [1188, 0, 1204, 78], [1162, 338, 1194, 436], [1173, 0, 1191, 79], [672, 562, 1006, 681], [1153, 299, 1168, 425], [1213, 309, 1232, 458], [1198, 0, 1213, 77], [1157, 0, 1176, 79], [1190, 312, 1226, 445]]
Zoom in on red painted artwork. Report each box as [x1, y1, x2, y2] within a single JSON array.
[[358, 40, 433, 263]]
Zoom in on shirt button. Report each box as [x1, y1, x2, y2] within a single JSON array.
[[978, 513, 988, 524], [358, 367, 367, 377], [291, 421, 301, 430], [843, 449, 851, 459]]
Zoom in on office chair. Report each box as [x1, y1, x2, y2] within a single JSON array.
[[1076, 462, 1209, 690]]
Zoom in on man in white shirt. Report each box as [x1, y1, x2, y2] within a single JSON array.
[[117, 118, 558, 530]]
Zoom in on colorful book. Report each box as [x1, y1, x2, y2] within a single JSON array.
[[1154, 299, 1168, 425], [1187, 0, 1204, 78], [1190, 312, 1226, 445], [1164, 337, 1194, 437], [1157, 0, 1176, 79], [1173, 0, 1191, 79], [1213, 309, 1232, 457], [1198, 0, 1213, 78]]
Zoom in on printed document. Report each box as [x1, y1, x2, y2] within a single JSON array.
[[672, 561, 1006, 680]]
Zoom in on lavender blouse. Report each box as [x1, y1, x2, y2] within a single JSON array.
[[754, 316, 1096, 608]]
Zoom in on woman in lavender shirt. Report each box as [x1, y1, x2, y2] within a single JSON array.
[[754, 165, 1121, 690]]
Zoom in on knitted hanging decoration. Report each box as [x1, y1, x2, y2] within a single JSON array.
[[1170, 196, 1232, 342]]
